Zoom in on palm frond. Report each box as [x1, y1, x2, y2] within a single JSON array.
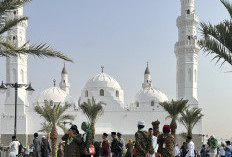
[[38, 121, 52, 134], [199, 0, 232, 66], [79, 97, 105, 124], [0, 16, 28, 35], [178, 107, 204, 136]]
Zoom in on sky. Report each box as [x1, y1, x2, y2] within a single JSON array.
[[0, 0, 232, 140]]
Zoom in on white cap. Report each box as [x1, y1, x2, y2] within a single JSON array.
[[138, 121, 145, 126], [42, 136, 46, 138]]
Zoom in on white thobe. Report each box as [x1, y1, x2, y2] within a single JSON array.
[[185, 141, 195, 157]]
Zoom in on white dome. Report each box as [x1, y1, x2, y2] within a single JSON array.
[[84, 72, 121, 89], [36, 86, 69, 104], [134, 87, 168, 104]]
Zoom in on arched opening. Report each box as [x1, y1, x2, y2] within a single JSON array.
[[187, 9, 190, 14], [194, 69, 197, 83], [100, 89, 104, 96], [188, 68, 192, 82], [116, 90, 119, 97], [20, 69, 24, 83], [151, 101, 155, 106], [85, 90, 88, 97], [136, 102, 139, 107]]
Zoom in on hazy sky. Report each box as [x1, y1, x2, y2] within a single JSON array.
[[0, 0, 232, 140]]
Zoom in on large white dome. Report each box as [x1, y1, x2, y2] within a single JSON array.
[[84, 72, 121, 89], [80, 72, 124, 109], [134, 87, 168, 104], [36, 86, 71, 104]]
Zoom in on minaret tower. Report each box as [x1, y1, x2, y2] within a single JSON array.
[[175, 0, 200, 106], [5, 7, 28, 109], [59, 63, 70, 95], [1, 6, 29, 143], [142, 62, 152, 89]]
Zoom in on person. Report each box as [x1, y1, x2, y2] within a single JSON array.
[[33, 133, 41, 157], [100, 133, 110, 157], [200, 145, 207, 157], [185, 136, 194, 157], [81, 122, 94, 157], [62, 125, 82, 157], [134, 121, 153, 157], [8, 136, 20, 157], [110, 132, 123, 157], [94, 141, 100, 157], [148, 128, 158, 157], [207, 135, 218, 157], [220, 143, 225, 157], [180, 142, 187, 157], [157, 125, 175, 157], [224, 141, 231, 157], [174, 144, 180, 157], [57, 142, 64, 157], [117, 132, 126, 157], [41, 136, 51, 157], [125, 139, 133, 157]]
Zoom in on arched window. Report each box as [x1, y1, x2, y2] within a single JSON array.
[[85, 90, 88, 97], [151, 101, 155, 106], [20, 69, 24, 83], [187, 9, 190, 14], [188, 68, 192, 82], [100, 89, 104, 96], [136, 102, 139, 107], [194, 69, 197, 83], [116, 90, 119, 97]]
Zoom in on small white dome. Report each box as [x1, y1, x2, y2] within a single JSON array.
[[134, 87, 168, 104], [84, 72, 121, 89], [36, 86, 69, 104]]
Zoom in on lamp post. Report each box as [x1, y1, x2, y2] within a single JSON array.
[[0, 81, 34, 137], [199, 134, 208, 144], [60, 121, 73, 128]]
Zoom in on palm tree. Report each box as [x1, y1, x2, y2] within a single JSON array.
[[179, 107, 204, 137], [0, 0, 72, 62], [38, 121, 52, 139], [199, 0, 232, 66], [34, 100, 75, 157], [159, 99, 188, 140], [79, 97, 105, 135]]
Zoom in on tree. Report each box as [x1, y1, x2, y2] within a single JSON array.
[[159, 99, 188, 140], [199, 0, 232, 66], [79, 97, 105, 135], [34, 100, 75, 157], [0, 0, 72, 62], [38, 121, 52, 139], [179, 107, 204, 137]]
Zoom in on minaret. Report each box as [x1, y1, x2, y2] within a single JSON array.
[[1, 6, 29, 143], [175, 0, 200, 106], [59, 63, 70, 95], [5, 7, 28, 110], [142, 62, 152, 89]]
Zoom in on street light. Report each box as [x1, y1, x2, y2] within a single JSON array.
[[60, 121, 73, 128], [0, 81, 34, 137]]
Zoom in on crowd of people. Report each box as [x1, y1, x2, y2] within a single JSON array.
[[3, 120, 232, 157]]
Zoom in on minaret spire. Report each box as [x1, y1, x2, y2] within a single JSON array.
[[175, 0, 200, 106], [142, 62, 152, 89], [60, 63, 70, 94]]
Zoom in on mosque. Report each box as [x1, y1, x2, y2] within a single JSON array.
[[0, 0, 202, 145]]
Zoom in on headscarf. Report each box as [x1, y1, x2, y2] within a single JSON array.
[[82, 121, 91, 133]]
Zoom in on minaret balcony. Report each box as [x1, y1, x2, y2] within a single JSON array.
[[175, 39, 200, 52], [176, 14, 199, 27]]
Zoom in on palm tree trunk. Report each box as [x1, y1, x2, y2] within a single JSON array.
[[187, 128, 193, 137], [170, 120, 177, 142], [91, 122, 95, 135], [50, 126, 58, 157]]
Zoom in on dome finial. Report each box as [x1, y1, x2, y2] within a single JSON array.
[[53, 79, 56, 87], [147, 61, 149, 68], [101, 66, 104, 73]]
